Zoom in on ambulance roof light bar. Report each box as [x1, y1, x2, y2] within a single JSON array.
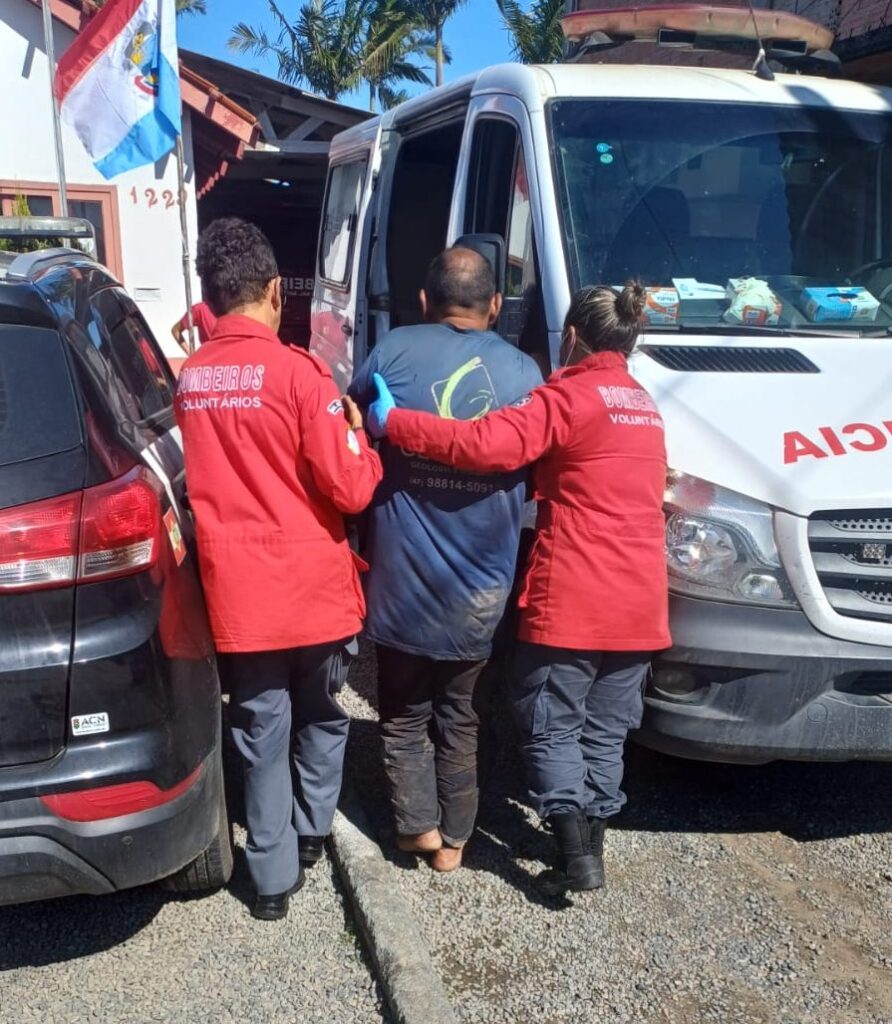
[[561, 4, 839, 76]]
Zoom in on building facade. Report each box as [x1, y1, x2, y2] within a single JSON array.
[[0, 0, 255, 356]]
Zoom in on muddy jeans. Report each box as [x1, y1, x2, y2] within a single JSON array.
[[377, 645, 487, 847], [512, 642, 650, 821]]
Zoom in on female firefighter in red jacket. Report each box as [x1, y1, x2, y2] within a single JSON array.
[[365, 282, 670, 896]]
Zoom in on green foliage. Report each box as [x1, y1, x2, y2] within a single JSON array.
[[229, 0, 435, 108], [90, 0, 206, 14], [175, 0, 207, 14], [496, 0, 565, 64], [0, 195, 71, 253], [411, 0, 467, 85]]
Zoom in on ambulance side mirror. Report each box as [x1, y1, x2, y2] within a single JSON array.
[[453, 233, 506, 298]]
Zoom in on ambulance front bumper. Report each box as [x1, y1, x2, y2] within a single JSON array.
[[636, 594, 892, 764]]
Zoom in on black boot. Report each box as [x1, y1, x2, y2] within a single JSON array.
[[537, 810, 604, 896], [588, 816, 606, 883]]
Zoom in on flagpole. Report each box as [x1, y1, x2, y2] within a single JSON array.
[[175, 134, 196, 354], [41, 0, 69, 217]]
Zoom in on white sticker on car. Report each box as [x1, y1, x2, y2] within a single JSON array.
[[72, 712, 110, 736]]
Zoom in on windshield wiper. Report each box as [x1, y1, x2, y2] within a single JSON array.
[[649, 322, 891, 339]]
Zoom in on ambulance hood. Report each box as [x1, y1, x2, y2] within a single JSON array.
[[629, 335, 892, 518]]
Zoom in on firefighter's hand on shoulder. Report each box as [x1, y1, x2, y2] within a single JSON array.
[[341, 395, 363, 432]]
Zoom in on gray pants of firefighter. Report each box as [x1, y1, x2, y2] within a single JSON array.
[[512, 642, 650, 821], [224, 639, 354, 896]]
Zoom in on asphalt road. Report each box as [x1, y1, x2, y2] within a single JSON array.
[[343, 645, 892, 1024]]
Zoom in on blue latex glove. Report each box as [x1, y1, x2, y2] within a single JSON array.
[[367, 372, 396, 439]]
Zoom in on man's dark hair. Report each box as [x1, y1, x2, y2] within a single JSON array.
[[195, 217, 279, 316], [424, 247, 496, 315]]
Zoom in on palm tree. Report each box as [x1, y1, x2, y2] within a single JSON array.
[[230, 0, 432, 108], [87, 0, 206, 14], [413, 0, 467, 87], [496, 0, 565, 64], [363, 1, 437, 110]]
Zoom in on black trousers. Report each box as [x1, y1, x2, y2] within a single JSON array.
[[376, 645, 487, 847]]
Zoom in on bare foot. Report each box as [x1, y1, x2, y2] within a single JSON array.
[[396, 829, 442, 854], [431, 845, 463, 872]]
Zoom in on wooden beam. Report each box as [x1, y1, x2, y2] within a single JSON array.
[[270, 140, 331, 156], [257, 110, 278, 142], [179, 77, 259, 147], [286, 116, 325, 142]]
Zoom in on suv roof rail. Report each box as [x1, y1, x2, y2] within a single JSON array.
[[5, 247, 100, 282], [0, 217, 100, 281], [0, 216, 96, 241]]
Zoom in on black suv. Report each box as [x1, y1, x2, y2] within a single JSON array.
[[0, 229, 230, 904]]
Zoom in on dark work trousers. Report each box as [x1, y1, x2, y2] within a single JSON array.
[[224, 639, 354, 896], [512, 642, 650, 821], [377, 645, 487, 847]]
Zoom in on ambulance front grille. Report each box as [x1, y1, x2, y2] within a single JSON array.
[[808, 511, 892, 623]]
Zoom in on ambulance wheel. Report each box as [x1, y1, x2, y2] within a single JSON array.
[[161, 772, 234, 893]]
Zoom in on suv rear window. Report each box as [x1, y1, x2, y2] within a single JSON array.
[[0, 325, 81, 466]]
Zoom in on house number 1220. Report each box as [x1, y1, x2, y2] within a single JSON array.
[[129, 187, 181, 209]]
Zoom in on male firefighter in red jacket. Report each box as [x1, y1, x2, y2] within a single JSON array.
[[176, 218, 382, 920]]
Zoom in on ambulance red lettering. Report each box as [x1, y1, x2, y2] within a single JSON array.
[[783, 432, 828, 464], [783, 420, 892, 463], [842, 422, 887, 452], [818, 426, 846, 456]]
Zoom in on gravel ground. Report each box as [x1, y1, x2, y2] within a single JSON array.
[[0, 751, 390, 1024], [343, 642, 892, 1024]]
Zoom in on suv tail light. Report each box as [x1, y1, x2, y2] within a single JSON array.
[[0, 467, 163, 592], [40, 765, 203, 821]]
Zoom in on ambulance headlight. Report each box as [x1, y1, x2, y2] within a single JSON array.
[[664, 472, 798, 608]]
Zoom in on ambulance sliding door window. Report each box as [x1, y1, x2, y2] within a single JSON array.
[[318, 159, 368, 287]]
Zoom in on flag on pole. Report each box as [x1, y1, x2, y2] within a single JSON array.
[[54, 0, 181, 179]]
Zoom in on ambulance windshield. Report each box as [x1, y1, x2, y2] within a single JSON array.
[[550, 98, 892, 332]]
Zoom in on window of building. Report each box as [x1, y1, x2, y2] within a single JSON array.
[[0, 181, 123, 279]]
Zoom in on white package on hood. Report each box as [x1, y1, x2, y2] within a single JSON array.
[[724, 278, 783, 326]]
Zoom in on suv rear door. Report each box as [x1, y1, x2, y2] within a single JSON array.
[[0, 323, 85, 766]]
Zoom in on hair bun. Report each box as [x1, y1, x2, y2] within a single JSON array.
[[616, 280, 647, 326]]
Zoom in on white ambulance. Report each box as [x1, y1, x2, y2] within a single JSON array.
[[310, 5, 892, 763]]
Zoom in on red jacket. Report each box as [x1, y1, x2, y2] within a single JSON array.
[[175, 315, 382, 653], [388, 351, 670, 652]]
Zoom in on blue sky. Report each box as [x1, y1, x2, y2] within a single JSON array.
[[177, 1, 515, 109]]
